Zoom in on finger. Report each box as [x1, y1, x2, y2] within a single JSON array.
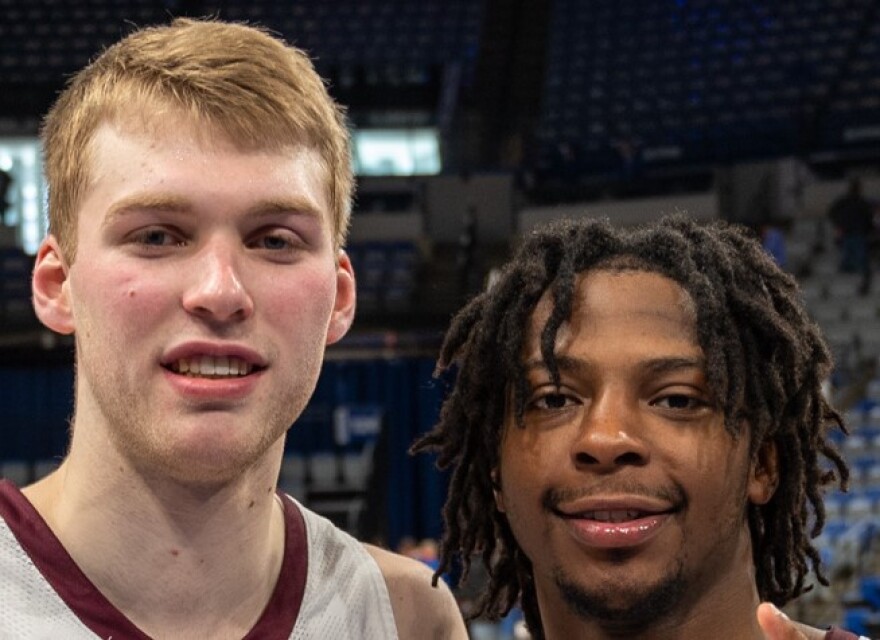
[[756, 602, 810, 640]]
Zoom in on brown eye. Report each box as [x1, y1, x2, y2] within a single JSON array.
[[543, 394, 569, 409], [653, 394, 704, 410], [531, 392, 576, 410]]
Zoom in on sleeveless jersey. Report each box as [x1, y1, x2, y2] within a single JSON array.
[[0, 480, 397, 639]]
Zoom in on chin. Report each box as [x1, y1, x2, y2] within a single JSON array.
[[154, 456, 259, 491], [128, 435, 276, 490], [552, 562, 685, 632]]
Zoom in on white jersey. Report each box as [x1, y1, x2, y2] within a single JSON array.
[[0, 480, 398, 639]]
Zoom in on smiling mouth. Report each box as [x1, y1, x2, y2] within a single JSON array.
[[557, 506, 676, 524], [165, 356, 261, 378], [580, 510, 647, 523]]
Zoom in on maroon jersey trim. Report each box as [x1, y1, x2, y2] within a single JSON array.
[[244, 493, 308, 639], [0, 479, 307, 639]]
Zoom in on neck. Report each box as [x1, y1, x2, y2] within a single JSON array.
[[23, 436, 287, 639]]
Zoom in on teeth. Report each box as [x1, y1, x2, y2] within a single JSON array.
[[170, 356, 253, 377], [200, 356, 215, 375], [586, 510, 642, 523]]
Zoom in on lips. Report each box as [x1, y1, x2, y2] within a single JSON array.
[[563, 512, 670, 549], [161, 343, 267, 380], [168, 355, 255, 377], [552, 494, 679, 549], [579, 509, 646, 523], [559, 506, 665, 528]]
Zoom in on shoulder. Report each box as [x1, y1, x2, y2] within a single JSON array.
[[364, 544, 468, 640]]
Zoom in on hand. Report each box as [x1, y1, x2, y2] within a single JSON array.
[[757, 603, 827, 640]]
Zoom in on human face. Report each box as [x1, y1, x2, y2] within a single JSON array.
[[32, 115, 354, 486], [495, 270, 774, 636]]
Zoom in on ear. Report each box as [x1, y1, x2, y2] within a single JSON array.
[[32, 236, 75, 335], [325, 249, 356, 345], [748, 438, 779, 506], [491, 468, 505, 513]]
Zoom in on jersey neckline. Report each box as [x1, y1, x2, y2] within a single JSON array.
[[0, 478, 307, 639]]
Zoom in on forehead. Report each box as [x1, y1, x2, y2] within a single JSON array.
[[525, 269, 699, 356], [79, 115, 331, 225], [90, 108, 320, 169]]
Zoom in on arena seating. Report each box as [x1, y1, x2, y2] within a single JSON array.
[[2, 3, 880, 634], [218, 0, 483, 76], [0, 0, 485, 118], [785, 217, 880, 635], [535, 0, 880, 182], [0, 0, 167, 84], [0, 0, 484, 82], [347, 240, 420, 314]]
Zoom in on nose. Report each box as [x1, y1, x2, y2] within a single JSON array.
[[181, 238, 254, 324], [572, 388, 649, 470]]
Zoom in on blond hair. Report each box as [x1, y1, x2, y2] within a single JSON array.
[[41, 18, 353, 260]]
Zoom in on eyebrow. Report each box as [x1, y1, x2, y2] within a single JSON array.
[[101, 194, 325, 229], [524, 354, 706, 376]]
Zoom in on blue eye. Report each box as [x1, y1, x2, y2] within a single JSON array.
[[132, 228, 184, 247], [143, 230, 169, 245], [246, 228, 305, 254], [260, 234, 293, 250]]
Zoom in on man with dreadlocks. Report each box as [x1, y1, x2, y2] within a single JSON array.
[[413, 215, 858, 639]]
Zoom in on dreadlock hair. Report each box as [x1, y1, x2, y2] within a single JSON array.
[[411, 214, 849, 638]]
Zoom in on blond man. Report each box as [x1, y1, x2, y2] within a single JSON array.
[[0, 18, 464, 639]]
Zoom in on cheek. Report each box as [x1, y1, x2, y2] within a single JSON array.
[[499, 433, 553, 508], [70, 263, 172, 341], [259, 266, 337, 329], [498, 440, 554, 560], [502, 426, 566, 477], [671, 439, 750, 506]]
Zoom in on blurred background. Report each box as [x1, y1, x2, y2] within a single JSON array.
[[3, 0, 880, 636]]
